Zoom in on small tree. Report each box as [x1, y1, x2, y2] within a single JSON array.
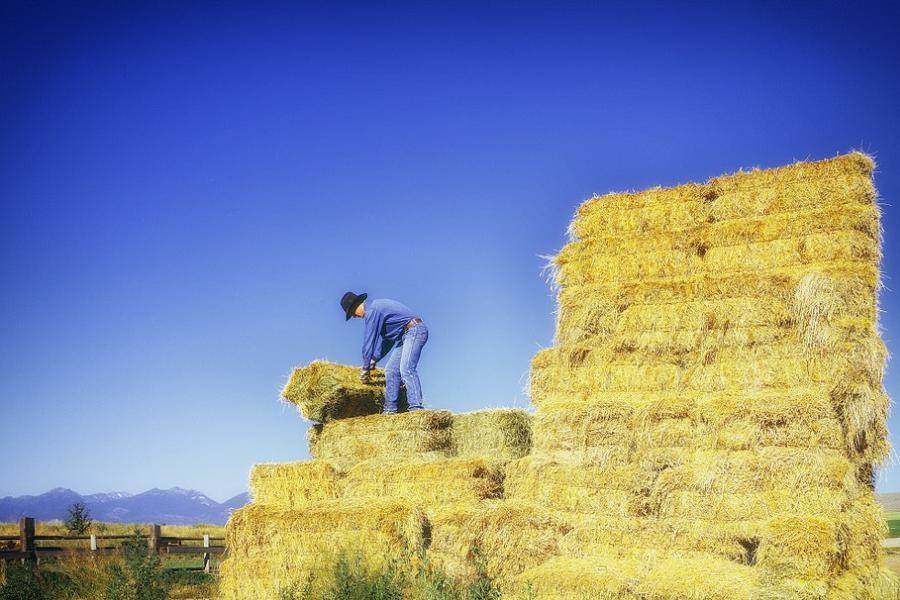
[[103, 529, 167, 600], [64, 502, 92, 535]]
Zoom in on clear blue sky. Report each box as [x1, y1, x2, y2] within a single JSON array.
[[2, 1, 899, 502]]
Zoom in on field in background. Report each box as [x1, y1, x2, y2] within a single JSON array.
[[886, 513, 900, 538], [0, 520, 224, 598], [0, 520, 225, 539]]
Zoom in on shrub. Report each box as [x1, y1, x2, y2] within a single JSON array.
[[102, 529, 167, 600], [64, 503, 92, 536]]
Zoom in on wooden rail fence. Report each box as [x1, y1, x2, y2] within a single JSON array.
[[0, 517, 225, 573]]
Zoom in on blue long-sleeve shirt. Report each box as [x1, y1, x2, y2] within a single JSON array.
[[361, 298, 418, 367]]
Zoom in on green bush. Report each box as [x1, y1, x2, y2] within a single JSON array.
[[102, 529, 167, 600], [277, 549, 503, 600], [64, 503, 92, 536]]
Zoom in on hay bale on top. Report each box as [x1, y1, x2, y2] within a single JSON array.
[[451, 408, 533, 460], [567, 152, 874, 242], [249, 461, 342, 508], [342, 457, 504, 512], [308, 410, 453, 468], [282, 360, 403, 422]]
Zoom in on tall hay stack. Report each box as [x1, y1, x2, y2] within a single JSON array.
[[512, 152, 892, 598]]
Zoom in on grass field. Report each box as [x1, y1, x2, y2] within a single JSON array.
[[886, 512, 900, 538], [0, 521, 224, 598]]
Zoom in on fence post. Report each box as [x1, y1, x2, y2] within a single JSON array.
[[19, 517, 35, 563], [203, 534, 210, 574], [90, 534, 97, 551], [148, 524, 161, 556]]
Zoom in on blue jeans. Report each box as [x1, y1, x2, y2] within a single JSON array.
[[384, 323, 428, 413]]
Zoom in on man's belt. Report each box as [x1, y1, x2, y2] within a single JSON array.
[[404, 318, 423, 332]]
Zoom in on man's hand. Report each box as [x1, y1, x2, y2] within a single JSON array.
[[360, 368, 372, 384]]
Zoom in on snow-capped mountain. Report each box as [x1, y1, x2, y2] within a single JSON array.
[[0, 488, 249, 525]]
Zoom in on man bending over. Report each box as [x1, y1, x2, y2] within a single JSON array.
[[340, 291, 429, 414]]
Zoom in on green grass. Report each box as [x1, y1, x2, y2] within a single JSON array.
[[886, 512, 900, 538]]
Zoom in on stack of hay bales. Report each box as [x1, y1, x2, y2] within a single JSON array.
[[220, 361, 537, 598], [510, 153, 891, 598]]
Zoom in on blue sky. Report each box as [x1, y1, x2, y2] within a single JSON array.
[[2, 1, 899, 501]]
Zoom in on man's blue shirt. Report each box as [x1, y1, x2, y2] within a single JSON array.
[[361, 298, 418, 367]]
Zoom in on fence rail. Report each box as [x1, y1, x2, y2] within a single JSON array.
[[0, 517, 225, 573]]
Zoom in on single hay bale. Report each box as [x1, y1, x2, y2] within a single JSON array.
[[451, 409, 533, 460], [427, 500, 573, 591], [504, 457, 637, 517], [636, 553, 762, 599], [509, 553, 643, 599], [219, 499, 426, 599], [829, 567, 886, 600], [249, 461, 342, 507], [663, 447, 851, 494], [342, 457, 504, 512], [511, 551, 762, 599], [838, 494, 887, 573], [560, 517, 762, 564], [281, 360, 402, 422], [755, 514, 841, 580], [656, 489, 849, 522], [308, 410, 453, 468]]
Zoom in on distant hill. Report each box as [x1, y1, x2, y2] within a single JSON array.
[[879, 492, 900, 512], [0, 488, 250, 525]]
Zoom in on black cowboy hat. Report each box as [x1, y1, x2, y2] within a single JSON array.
[[340, 291, 367, 320]]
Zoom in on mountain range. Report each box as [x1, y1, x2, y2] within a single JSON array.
[[0, 487, 250, 525]]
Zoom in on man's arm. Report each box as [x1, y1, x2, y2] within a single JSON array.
[[372, 338, 395, 364], [361, 311, 384, 369]]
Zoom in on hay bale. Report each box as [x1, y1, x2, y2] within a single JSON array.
[[308, 410, 453, 468], [504, 457, 636, 517], [451, 408, 533, 460], [342, 457, 504, 511], [532, 395, 847, 461], [427, 500, 572, 590], [281, 360, 399, 422], [512, 551, 762, 599], [567, 152, 874, 241], [249, 461, 342, 507], [219, 499, 426, 599]]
